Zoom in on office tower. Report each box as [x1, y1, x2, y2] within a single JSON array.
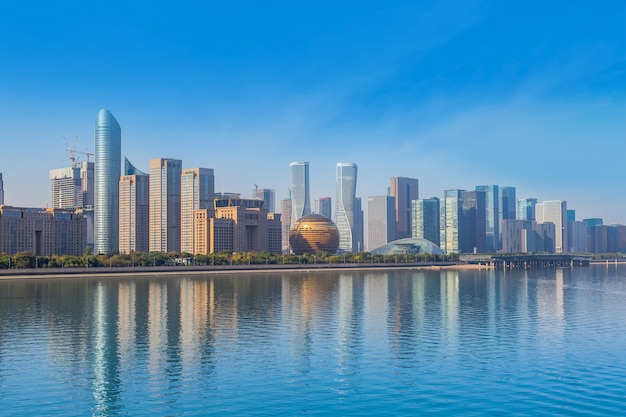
[[149, 158, 182, 253], [440, 190, 462, 254], [536, 200, 568, 253], [213, 198, 270, 252], [461, 190, 486, 253], [567, 210, 576, 222], [367, 196, 396, 251], [502, 219, 556, 253], [567, 221, 588, 253], [335, 162, 358, 253], [583, 218, 603, 228], [354, 197, 364, 252], [181, 168, 215, 254], [316, 197, 332, 219], [267, 213, 282, 254], [94, 109, 121, 254], [49, 167, 80, 209], [517, 198, 537, 221], [476, 185, 500, 252], [412, 197, 440, 245], [390, 177, 419, 239], [281, 197, 292, 254], [252, 187, 276, 213], [0, 173, 3, 205], [500, 187, 516, 221], [49, 162, 94, 209], [289, 162, 311, 224], [119, 164, 149, 254]]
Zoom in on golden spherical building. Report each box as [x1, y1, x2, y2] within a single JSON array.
[[289, 214, 340, 255]]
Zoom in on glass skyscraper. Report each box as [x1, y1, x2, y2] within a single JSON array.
[[476, 185, 500, 252], [94, 109, 121, 254], [289, 161, 311, 225], [335, 162, 358, 253]]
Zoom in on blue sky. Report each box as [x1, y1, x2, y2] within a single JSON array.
[[0, 1, 624, 223]]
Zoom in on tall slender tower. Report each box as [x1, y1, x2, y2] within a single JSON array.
[[181, 167, 214, 254], [0, 173, 4, 205], [335, 162, 358, 253], [390, 177, 419, 240], [476, 185, 500, 252], [289, 162, 311, 224], [94, 109, 121, 254], [149, 158, 182, 253]]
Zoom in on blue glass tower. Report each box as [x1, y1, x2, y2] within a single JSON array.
[[94, 109, 121, 254], [335, 162, 358, 253], [289, 162, 311, 225]]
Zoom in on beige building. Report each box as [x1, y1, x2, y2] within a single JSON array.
[[192, 198, 281, 255], [181, 168, 214, 254], [149, 158, 182, 253], [119, 174, 149, 253], [0, 206, 86, 256]]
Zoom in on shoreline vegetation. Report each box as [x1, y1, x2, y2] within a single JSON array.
[[0, 250, 623, 280]]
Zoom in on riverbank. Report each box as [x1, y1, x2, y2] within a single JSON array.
[[0, 261, 488, 280]]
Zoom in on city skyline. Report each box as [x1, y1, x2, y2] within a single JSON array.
[[0, 2, 624, 224]]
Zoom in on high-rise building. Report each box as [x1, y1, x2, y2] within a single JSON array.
[[390, 177, 419, 240], [0, 173, 4, 205], [517, 198, 537, 221], [536, 200, 568, 253], [94, 109, 121, 254], [567, 210, 576, 222], [412, 197, 440, 245], [567, 220, 588, 253], [281, 197, 292, 254], [500, 187, 516, 222], [367, 195, 395, 251], [252, 187, 275, 213], [181, 168, 215, 254], [289, 162, 311, 224], [119, 172, 149, 253], [354, 197, 364, 252], [335, 162, 358, 253], [213, 198, 270, 252], [476, 185, 500, 252], [461, 190, 486, 254], [49, 162, 94, 209], [316, 197, 332, 219], [440, 190, 462, 254], [149, 158, 182, 253]]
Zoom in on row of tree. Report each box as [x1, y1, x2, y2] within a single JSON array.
[[0, 251, 459, 269]]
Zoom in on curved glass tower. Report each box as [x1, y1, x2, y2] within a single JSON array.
[[335, 162, 357, 253], [289, 161, 311, 225], [94, 109, 121, 254]]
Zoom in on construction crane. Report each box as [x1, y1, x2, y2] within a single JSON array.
[[64, 136, 94, 167]]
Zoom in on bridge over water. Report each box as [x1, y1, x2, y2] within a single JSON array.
[[462, 254, 592, 268]]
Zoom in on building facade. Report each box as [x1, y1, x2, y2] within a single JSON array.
[[119, 173, 149, 253], [476, 185, 499, 252], [412, 197, 440, 246], [316, 197, 332, 219], [517, 198, 537, 221], [536, 200, 568, 253], [390, 177, 419, 240], [49, 161, 94, 209], [367, 195, 396, 251], [281, 198, 292, 254], [252, 187, 275, 213], [213, 198, 271, 253], [335, 162, 358, 253], [94, 109, 121, 254], [0, 206, 86, 256], [0, 173, 3, 205], [289, 161, 311, 224], [181, 167, 215, 254], [149, 158, 182, 253]]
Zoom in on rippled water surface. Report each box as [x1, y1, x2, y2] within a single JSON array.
[[1, 265, 625, 415]]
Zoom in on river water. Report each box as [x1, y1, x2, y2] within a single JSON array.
[[1, 265, 625, 415]]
